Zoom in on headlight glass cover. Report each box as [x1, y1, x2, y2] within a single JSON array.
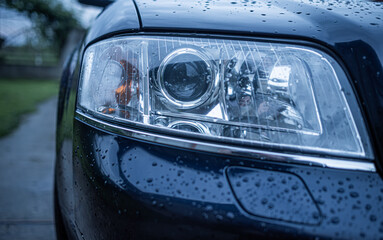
[[77, 36, 372, 158]]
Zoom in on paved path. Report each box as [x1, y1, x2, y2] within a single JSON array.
[[0, 97, 58, 240]]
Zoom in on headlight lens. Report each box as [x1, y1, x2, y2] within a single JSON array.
[[158, 48, 217, 109], [77, 36, 372, 158]]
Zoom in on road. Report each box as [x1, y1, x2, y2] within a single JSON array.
[[0, 97, 57, 240]]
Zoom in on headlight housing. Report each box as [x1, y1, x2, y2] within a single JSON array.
[[77, 36, 372, 159]]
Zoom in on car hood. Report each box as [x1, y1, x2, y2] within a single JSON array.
[[87, 0, 383, 47], [134, 0, 382, 46]]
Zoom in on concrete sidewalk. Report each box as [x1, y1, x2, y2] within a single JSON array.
[[0, 97, 58, 240]]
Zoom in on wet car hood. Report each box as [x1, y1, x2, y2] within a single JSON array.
[[87, 0, 383, 48], [134, 0, 383, 47]]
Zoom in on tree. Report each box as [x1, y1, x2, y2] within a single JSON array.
[[4, 0, 81, 54]]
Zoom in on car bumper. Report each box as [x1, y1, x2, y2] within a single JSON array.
[[66, 119, 383, 239]]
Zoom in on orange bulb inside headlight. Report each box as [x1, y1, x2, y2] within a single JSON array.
[[115, 59, 137, 106]]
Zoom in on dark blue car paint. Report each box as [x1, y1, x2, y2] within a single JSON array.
[[56, 0, 383, 239], [67, 121, 383, 239]]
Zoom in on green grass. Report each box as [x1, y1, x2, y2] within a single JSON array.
[[0, 79, 59, 137]]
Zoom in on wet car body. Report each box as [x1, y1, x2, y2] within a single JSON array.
[[55, 0, 383, 239]]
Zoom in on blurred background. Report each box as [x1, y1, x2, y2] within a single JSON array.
[[0, 1, 101, 239]]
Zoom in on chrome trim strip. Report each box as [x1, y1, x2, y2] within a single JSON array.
[[75, 111, 376, 172]]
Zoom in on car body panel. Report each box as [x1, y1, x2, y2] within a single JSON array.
[[70, 120, 383, 239], [85, 0, 140, 46]]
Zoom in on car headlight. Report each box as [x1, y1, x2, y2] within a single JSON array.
[[77, 36, 372, 159]]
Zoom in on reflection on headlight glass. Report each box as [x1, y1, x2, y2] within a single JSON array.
[[78, 36, 371, 158]]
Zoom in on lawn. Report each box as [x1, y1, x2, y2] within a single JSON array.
[[0, 79, 59, 137]]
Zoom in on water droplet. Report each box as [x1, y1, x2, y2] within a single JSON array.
[[350, 192, 359, 198], [365, 204, 372, 211], [226, 212, 235, 219], [331, 217, 340, 224], [205, 205, 213, 211], [337, 188, 345, 194]]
